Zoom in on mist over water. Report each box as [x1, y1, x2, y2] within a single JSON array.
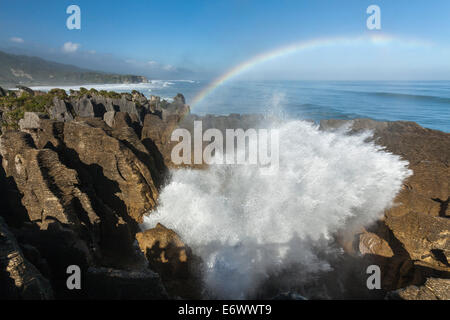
[[142, 118, 412, 299]]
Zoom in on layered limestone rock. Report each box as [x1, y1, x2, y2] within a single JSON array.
[[388, 277, 450, 300], [103, 111, 142, 136], [0, 90, 188, 298], [387, 212, 450, 268], [320, 119, 450, 295], [49, 91, 189, 126], [18, 112, 49, 132], [49, 97, 74, 122], [45, 92, 191, 170], [139, 94, 190, 169], [136, 223, 190, 279], [4, 110, 164, 226], [358, 232, 394, 257], [136, 223, 201, 299], [0, 131, 100, 227], [0, 114, 166, 298], [62, 118, 159, 223], [141, 113, 185, 168], [0, 216, 53, 299], [0, 131, 133, 290]]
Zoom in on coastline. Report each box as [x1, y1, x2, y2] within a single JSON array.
[[0, 86, 448, 299]]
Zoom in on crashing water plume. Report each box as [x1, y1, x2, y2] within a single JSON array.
[[142, 117, 412, 299]]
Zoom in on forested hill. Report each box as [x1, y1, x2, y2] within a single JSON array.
[[0, 50, 147, 87]]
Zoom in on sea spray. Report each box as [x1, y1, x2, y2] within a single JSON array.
[[142, 120, 412, 298]]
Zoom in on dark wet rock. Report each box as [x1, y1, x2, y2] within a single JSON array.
[[14, 220, 95, 298], [84, 267, 168, 299], [0, 153, 29, 228], [0, 216, 53, 299], [0, 86, 6, 97]]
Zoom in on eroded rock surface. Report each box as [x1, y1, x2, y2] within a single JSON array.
[[136, 223, 190, 279], [321, 119, 450, 297], [0, 99, 171, 298], [136, 223, 202, 299], [0, 217, 53, 299], [62, 118, 159, 223], [388, 277, 450, 300]]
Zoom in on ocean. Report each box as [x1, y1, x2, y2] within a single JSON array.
[[30, 80, 450, 132]]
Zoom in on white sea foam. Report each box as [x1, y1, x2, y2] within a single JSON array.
[[142, 119, 412, 299], [28, 80, 179, 95]]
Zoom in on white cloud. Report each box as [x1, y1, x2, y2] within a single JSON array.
[[62, 42, 80, 53], [163, 64, 176, 71], [10, 37, 24, 43], [147, 60, 158, 66]]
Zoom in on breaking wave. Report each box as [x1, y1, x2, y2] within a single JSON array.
[[28, 80, 197, 101], [142, 119, 412, 299]]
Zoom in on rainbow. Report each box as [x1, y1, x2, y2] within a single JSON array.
[[191, 34, 431, 107]]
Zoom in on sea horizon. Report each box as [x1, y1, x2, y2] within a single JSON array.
[[26, 79, 450, 133]]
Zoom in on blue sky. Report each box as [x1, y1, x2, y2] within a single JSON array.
[[1, 0, 450, 80]]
